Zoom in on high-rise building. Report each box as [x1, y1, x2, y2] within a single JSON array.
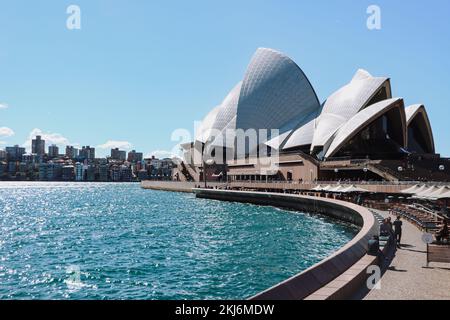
[[99, 164, 109, 182], [18, 162, 29, 174], [75, 162, 86, 181], [39, 163, 48, 181], [62, 165, 75, 181], [22, 153, 38, 164], [8, 161, 17, 174], [0, 150, 6, 161], [48, 145, 59, 159], [79, 146, 95, 161], [120, 165, 132, 182], [0, 162, 7, 176], [111, 148, 126, 161], [47, 162, 62, 181], [86, 165, 96, 181], [65, 146, 78, 159], [5, 145, 26, 162], [138, 169, 149, 181], [32, 135, 46, 156], [110, 165, 121, 182], [127, 150, 143, 163]]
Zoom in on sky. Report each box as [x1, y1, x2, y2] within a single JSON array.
[[0, 0, 449, 158]]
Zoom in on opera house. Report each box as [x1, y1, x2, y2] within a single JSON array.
[[179, 48, 449, 183]]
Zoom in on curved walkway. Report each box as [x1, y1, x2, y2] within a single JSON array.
[[364, 210, 450, 300]]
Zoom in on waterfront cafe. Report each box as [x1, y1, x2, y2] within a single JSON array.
[[401, 184, 450, 216], [309, 185, 370, 202]]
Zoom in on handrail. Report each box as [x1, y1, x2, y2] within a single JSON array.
[[228, 180, 450, 186], [146, 180, 450, 187], [408, 203, 445, 220]]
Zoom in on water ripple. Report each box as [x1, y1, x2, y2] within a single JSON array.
[[0, 182, 358, 300]]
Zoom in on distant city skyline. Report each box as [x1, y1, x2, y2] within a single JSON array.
[[0, 1, 449, 157], [0, 133, 174, 183]]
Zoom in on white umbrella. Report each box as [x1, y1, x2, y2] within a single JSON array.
[[401, 184, 421, 194], [344, 185, 370, 193], [410, 185, 429, 196], [311, 185, 323, 191], [430, 187, 450, 200], [328, 185, 346, 193], [413, 186, 440, 200], [427, 186, 450, 200]]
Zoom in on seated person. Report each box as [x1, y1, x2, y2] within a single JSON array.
[[368, 235, 387, 262], [380, 218, 396, 246], [436, 220, 449, 243], [380, 219, 393, 237]]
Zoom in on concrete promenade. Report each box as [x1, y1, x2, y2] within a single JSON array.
[[365, 210, 450, 300]]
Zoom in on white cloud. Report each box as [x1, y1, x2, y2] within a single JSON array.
[[146, 150, 181, 160], [97, 140, 132, 150], [0, 127, 15, 138], [22, 128, 71, 152], [0, 103, 8, 110]]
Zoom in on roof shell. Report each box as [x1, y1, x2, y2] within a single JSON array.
[[405, 104, 435, 154], [311, 69, 391, 152], [236, 48, 321, 134], [324, 98, 406, 158]]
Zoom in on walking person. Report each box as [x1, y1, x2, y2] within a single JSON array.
[[393, 216, 403, 248]]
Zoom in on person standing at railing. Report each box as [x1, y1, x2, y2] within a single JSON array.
[[393, 216, 403, 248], [380, 218, 395, 247]]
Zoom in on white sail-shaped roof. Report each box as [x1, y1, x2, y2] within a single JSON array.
[[324, 98, 406, 158], [264, 130, 294, 150], [405, 104, 435, 154], [236, 48, 321, 134], [195, 105, 222, 143], [193, 48, 438, 166], [405, 104, 422, 123], [212, 81, 242, 132], [282, 114, 319, 150], [311, 69, 391, 153], [201, 48, 321, 157]]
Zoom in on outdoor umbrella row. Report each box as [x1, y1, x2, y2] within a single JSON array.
[[401, 185, 450, 200], [311, 185, 369, 193]]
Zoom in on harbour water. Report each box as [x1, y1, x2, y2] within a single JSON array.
[[0, 182, 358, 300]]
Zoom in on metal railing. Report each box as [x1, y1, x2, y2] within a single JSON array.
[[143, 179, 450, 189], [228, 180, 450, 186]]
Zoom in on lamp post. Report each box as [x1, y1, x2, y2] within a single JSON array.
[[363, 167, 368, 182]]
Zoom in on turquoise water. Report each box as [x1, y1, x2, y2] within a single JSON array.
[[0, 182, 358, 300]]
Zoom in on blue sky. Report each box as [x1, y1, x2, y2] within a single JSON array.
[[0, 0, 449, 157]]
